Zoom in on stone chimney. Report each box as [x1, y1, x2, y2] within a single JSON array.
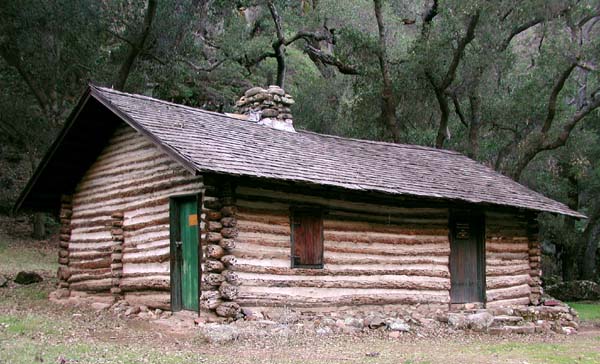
[[235, 85, 295, 132]]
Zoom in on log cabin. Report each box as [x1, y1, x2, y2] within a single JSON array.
[[15, 84, 584, 319]]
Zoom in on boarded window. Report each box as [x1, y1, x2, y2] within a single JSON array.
[[291, 209, 323, 268]]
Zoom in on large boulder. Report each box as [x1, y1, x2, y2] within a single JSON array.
[[14, 271, 43, 285], [545, 280, 600, 301], [467, 312, 494, 332]]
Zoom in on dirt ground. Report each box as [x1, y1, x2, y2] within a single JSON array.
[[1, 221, 600, 364]]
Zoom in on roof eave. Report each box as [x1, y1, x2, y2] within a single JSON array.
[[13, 87, 93, 214]]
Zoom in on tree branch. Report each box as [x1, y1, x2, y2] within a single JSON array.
[[541, 63, 576, 133], [305, 45, 360, 75], [114, 0, 157, 90], [180, 58, 225, 72], [427, 11, 479, 148], [451, 94, 468, 127], [500, 6, 572, 50], [441, 12, 479, 89], [543, 90, 600, 150], [284, 30, 331, 46], [421, 0, 439, 36], [500, 18, 543, 51], [267, 0, 286, 88]]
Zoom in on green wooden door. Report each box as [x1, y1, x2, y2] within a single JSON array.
[[179, 200, 199, 311]]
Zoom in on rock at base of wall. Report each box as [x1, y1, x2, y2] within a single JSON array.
[[216, 302, 241, 318]]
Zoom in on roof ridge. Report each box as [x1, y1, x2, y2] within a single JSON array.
[[92, 85, 462, 156]]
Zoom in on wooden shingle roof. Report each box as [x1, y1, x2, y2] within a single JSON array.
[[87, 85, 582, 218]]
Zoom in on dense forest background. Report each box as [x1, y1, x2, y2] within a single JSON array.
[[1, 0, 599, 285]]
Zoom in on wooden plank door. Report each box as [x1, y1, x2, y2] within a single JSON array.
[[450, 213, 484, 303], [291, 210, 323, 268], [179, 199, 199, 311]]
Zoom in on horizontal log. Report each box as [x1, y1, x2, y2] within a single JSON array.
[[69, 278, 112, 292], [324, 242, 450, 257], [69, 258, 111, 270], [68, 271, 113, 283], [485, 296, 530, 308], [324, 219, 448, 237], [236, 210, 289, 226], [120, 275, 170, 292], [234, 261, 449, 278], [486, 284, 531, 302], [237, 220, 289, 235], [486, 258, 527, 267], [123, 241, 170, 254], [236, 291, 450, 308], [236, 272, 450, 290], [124, 217, 170, 232], [69, 250, 110, 260], [486, 242, 529, 253], [122, 248, 170, 264], [236, 186, 447, 216], [486, 252, 529, 260], [124, 292, 171, 310], [486, 264, 530, 277], [324, 230, 448, 245], [486, 274, 531, 290]]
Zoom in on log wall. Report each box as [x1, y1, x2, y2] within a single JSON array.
[[66, 124, 203, 309], [485, 212, 535, 308], [229, 185, 452, 313]]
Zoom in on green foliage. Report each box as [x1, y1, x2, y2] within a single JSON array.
[[568, 302, 600, 321]]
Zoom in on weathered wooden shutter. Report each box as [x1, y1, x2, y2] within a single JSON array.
[[291, 209, 323, 268]]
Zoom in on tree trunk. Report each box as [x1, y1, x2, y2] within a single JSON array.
[[32, 212, 45, 240], [373, 0, 401, 143], [561, 246, 578, 281], [114, 0, 158, 90], [581, 208, 600, 280], [466, 91, 481, 158]]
